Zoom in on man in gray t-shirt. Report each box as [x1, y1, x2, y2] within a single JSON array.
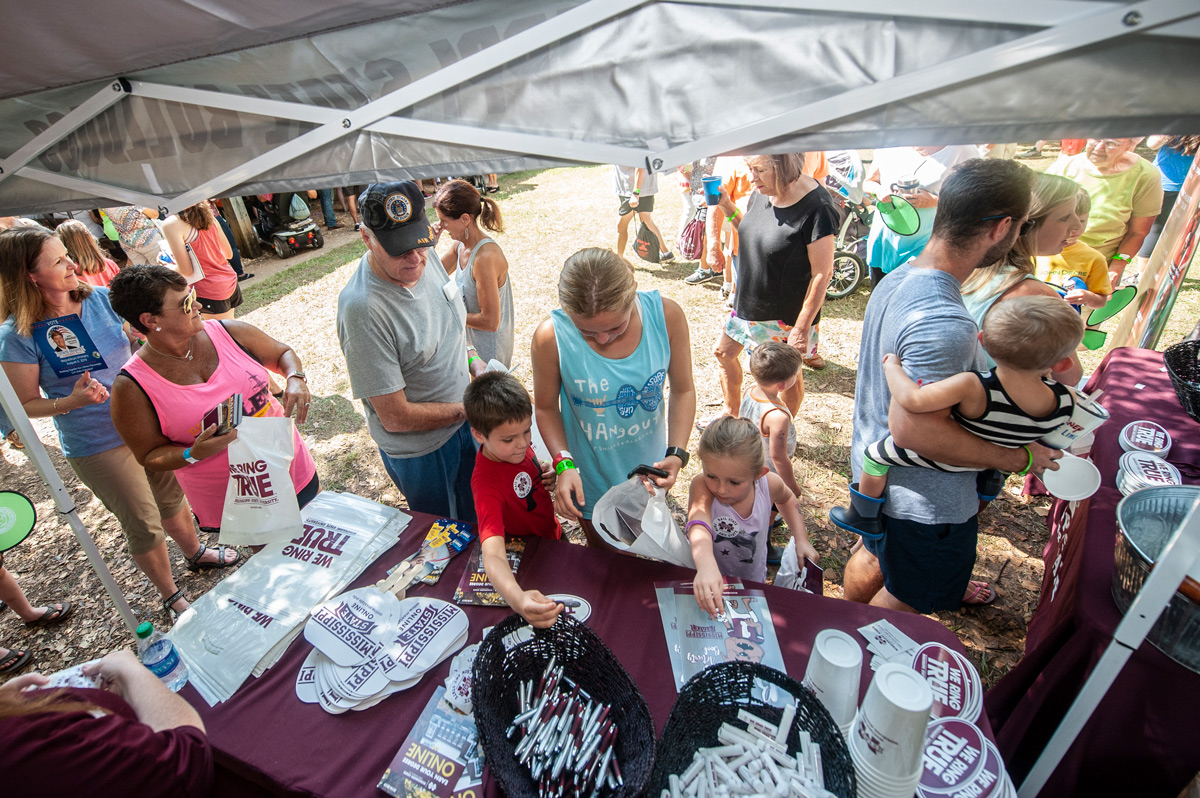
[[337, 181, 483, 523], [841, 158, 1061, 614]]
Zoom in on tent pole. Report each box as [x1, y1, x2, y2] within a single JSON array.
[[1017, 497, 1200, 797], [0, 371, 138, 633]]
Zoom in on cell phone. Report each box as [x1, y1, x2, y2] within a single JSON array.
[[627, 463, 670, 480]]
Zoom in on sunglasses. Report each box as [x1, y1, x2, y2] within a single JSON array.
[[176, 287, 197, 316], [980, 215, 1035, 236]]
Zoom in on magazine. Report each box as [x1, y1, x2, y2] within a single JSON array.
[[452, 538, 526, 606], [378, 686, 484, 798]]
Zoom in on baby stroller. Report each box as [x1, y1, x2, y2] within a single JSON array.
[[251, 192, 323, 258]]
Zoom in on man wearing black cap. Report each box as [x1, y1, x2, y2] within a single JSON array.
[[336, 181, 482, 523]]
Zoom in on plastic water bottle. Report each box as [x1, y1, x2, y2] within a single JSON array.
[[136, 621, 189, 692]]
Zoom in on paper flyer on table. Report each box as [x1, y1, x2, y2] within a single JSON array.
[[378, 686, 483, 798], [673, 586, 786, 686]]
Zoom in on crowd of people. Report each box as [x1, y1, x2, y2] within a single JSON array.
[[0, 137, 1191, 787]]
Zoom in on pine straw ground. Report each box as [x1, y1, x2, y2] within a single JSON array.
[[2, 156, 1196, 689]]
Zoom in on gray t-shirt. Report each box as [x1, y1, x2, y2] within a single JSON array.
[[613, 165, 658, 197], [337, 250, 469, 458], [850, 262, 985, 524]]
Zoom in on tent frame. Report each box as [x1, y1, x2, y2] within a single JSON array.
[[1, 0, 1197, 216]]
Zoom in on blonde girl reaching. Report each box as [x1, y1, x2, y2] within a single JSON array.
[[687, 415, 817, 617]]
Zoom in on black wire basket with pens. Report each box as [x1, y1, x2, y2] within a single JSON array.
[[647, 661, 857, 798], [1164, 340, 1200, 423], [472, 613, 654, 798]]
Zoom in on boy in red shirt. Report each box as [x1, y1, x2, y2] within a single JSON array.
[[464, 372, 563, 628]]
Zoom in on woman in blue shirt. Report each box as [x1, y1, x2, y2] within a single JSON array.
[[531, 248, 696, 548]]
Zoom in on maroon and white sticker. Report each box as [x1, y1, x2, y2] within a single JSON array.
[[304, 587, 401, 667], [918, 717, 987, 795], [1119, 420, 1171, 456], [380, 597, 468, 681], [912, 643, 972, 719]]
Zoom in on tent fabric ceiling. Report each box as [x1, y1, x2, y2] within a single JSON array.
[[1, 0, 1199, 215]]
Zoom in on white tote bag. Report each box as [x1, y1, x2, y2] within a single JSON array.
[[219, 416, 302, 546], [592, 477, 695, 567]]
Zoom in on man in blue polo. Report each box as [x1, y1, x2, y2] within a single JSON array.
[[337, 181, 483, 523], [842, 158, 1061, 613]]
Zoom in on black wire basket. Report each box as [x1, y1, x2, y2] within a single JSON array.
[[1164, 340, 1200, 423], [472, 613, 654, 798], [647, 661, 857, 798]]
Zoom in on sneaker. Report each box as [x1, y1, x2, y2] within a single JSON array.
[[720, 283, 732, 301], [724, 293, 736, 311], [1015, 147, 1043, 159], [684, 267, 719, 285], [236, 272, 255, 282], [353, 222, 361, 232], [327, 223, 343, 230], [659, 251, 675, 264]]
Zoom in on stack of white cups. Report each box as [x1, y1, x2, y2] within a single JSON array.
[[848, 663, 933, 798], [802, 629, 863, 737]]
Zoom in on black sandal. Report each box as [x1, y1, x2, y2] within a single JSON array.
[[163, 589, 188, 619], [185, 543, 241, 573], [23, 600, 74, 626], [0, 648, 32, 674]]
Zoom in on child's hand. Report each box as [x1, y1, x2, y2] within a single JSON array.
[[537, 459, 556, 492], [554, 469, 585, 519], [516, 591, 562, 629], [692, 563, 725, 620], [796, 539, 819, 567], [882, 353, 902, 369]]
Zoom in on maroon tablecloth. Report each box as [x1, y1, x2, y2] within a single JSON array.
[[188, 511, 990, 797], [985, 347, 1200, 796]]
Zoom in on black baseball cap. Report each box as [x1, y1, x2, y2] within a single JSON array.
[[358, 181, 435, 256]]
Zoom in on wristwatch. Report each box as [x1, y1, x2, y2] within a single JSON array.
[[287, 371, 307, 382], [665, 446, 690, 468]]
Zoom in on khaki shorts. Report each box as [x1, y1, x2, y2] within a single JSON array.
[[67, 445, 189, 556]]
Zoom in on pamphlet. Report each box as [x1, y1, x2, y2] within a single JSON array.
[[389, 518, 474, 586], [378, 686, 484, 798], [452, 538, 526, 606], [202, 393, 243, 434], [32, 314, 107, 378], [656, 583, 786, 688]]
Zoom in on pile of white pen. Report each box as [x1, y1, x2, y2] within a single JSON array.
[[661, 706, 838, 798], [506, 655, 623, 797]]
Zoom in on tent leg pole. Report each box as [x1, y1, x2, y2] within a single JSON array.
[[60, 508, 139, 633]]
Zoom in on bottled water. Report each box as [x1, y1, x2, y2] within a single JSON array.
[[136, 621, 189, 692]]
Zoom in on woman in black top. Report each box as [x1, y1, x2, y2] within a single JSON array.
[[705, 154, 839, 423]]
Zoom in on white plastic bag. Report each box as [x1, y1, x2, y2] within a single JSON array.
[[219, 416, 301, 546], [592, 477, 694, 567], [773, 538, 823, 595]]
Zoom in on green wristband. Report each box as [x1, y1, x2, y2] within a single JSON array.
[[1110, 253, 1132, 263], [1017, 445, 1034, 476], [468, 355, 482, 368], [554, 458, 576, 475]]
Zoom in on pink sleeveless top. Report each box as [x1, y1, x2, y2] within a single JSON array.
[[121, 320, 316, 527], [187, 224, 237, 302]]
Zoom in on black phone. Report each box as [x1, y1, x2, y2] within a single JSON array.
[[628, 463, 669, 480]]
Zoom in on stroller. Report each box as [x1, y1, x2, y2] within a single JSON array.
[[250, 192, 324, 258]]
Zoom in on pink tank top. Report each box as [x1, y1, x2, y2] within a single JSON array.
[[187, 224, 237, 302], [121, 320, 316, 528]]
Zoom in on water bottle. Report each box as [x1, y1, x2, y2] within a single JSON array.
[[136, 621, 189, 692]]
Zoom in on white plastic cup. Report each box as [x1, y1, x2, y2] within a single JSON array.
[[1040, 395, 1110, 449], [1066, 431, 1094, 458], [1041, 453, 1102, 501], [802, 629, 864, 728], [849, 663, 933, 779]]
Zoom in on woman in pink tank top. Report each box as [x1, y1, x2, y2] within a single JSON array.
[[107, 265, 318, 530], [161, 201, 241, 319]]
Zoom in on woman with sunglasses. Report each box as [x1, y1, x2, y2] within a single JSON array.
[[960, 173, 1085, 385], [161, 201, 241, 319], [107, 265, 318, 544], [0, 228, 237, 621]]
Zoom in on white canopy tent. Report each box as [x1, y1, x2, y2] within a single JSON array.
[[2, 2, 1200, 794]]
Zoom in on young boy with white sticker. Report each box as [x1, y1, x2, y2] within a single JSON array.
[[464, 372, 563, 628], [686, 416, 818, 618]]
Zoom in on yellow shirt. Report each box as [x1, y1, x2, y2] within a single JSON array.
[[1037, 242, 1112, 295]]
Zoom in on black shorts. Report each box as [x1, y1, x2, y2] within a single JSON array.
[[864, 513, 977, 613], [618, 194, 656, 216], [197, 283, 244, 315]]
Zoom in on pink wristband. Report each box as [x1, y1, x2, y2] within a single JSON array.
[[685, 519, 713, 535]]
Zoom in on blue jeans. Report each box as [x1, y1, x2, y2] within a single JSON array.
[[378, 423, 478, 524], [0, 406, 13, 438], [317, 189, 337, 227]]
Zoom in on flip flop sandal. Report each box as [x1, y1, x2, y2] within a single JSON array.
[[0, 648, 32, 674], [962, 580, 997, 606], [5, 431, 23, 450], [186, 543, 241, 573], [163, 589, 188, 620], [24, 600, 74, 626]]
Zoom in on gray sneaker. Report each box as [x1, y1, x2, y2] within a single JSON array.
[[684, 267, 719, 285]]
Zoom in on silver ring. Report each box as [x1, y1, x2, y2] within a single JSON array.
[[303, 402, 311, 406]]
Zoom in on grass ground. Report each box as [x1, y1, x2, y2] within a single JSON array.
[[2, 150, 1197, 689]]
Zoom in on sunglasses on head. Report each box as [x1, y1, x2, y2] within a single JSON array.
[[980, 215, 1035, 237]]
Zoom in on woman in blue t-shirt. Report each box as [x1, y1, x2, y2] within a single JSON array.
[[531, 248, 696, 548], [1138, 135, 1200, 268], [0, 227, 238, 621]]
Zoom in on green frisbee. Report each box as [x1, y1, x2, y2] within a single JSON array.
[[878, 195, 921, 236], [0, 491, 35, 552]]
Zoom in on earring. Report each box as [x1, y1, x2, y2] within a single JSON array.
[[155, 327, 161, 332]]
